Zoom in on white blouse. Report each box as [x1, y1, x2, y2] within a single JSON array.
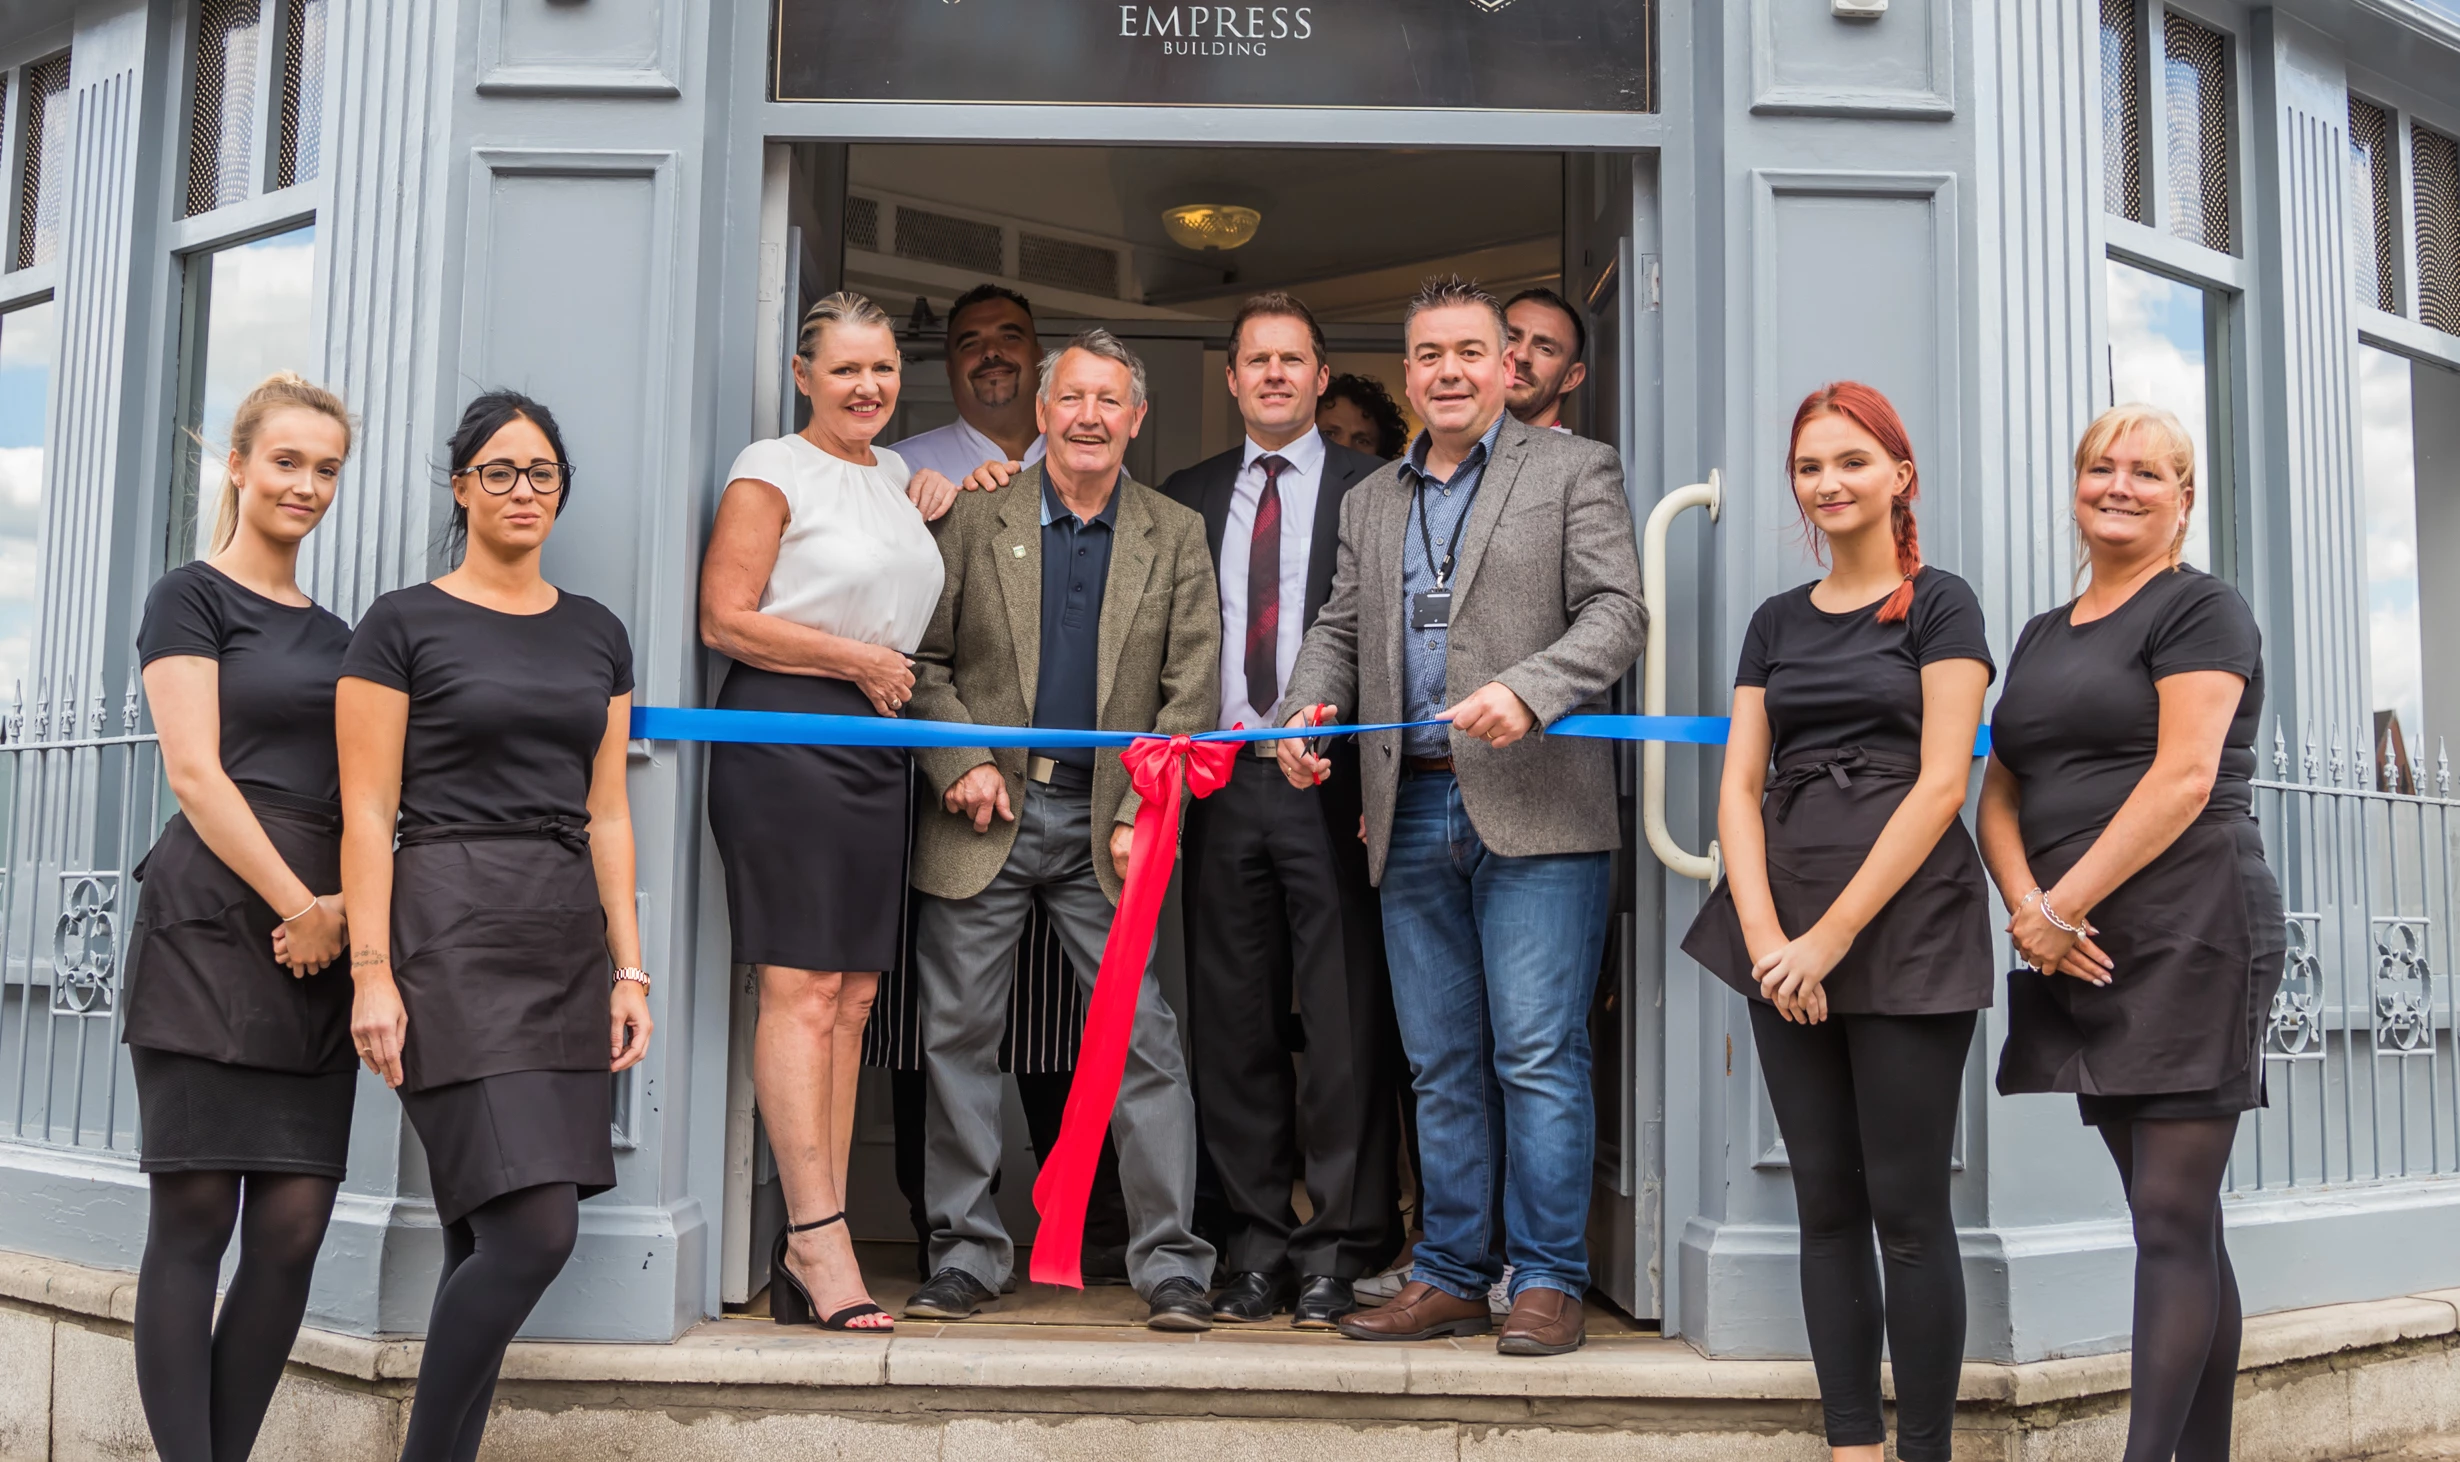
[[724, 435, 944, 654]]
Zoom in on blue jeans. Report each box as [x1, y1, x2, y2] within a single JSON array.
[[1378, 770, 1612, 1303]]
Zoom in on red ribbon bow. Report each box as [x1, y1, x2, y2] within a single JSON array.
[[1028, 730, 1241, 1288]]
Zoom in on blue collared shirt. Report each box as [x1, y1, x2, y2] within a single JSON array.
[[1398, 414, 1506, 756], [1033, 473, 1120, 771]]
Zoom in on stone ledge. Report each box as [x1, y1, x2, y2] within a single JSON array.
[[4, 1248, 2457, 1410]]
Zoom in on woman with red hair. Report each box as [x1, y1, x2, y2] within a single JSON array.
[[1684, 381, 1995, 1462]]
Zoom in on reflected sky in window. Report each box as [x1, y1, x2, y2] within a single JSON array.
[[2359, 345, 2421, 742], [0, 300, 56, 699], [2104, 258, 2214, 571], [175, 225, 318, 564]]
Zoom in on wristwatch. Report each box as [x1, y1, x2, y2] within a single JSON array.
[[613, 966, 651, 990]]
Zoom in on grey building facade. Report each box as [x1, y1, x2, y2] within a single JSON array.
[[0, 0, 2454, 1364]]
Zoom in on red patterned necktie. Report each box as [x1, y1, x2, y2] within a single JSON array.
[[1246, 455, 1289, 719]]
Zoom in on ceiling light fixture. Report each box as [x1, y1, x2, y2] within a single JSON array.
[[1161, 203, 1262, 251]]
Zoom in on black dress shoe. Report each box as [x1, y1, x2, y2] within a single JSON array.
[[1291, 1275, 1357, 1330], [903, 1266, 999, 1320], [1211, 1270, 1295, 1323], [1146, 1275, 1215, 1331]]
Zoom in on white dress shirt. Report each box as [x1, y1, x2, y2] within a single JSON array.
[[1216, 427, 1325, 730], [891, 416, 1045, 487], [724, 435, 944, 653]]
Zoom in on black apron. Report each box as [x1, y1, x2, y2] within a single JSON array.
[[1995, 818, 2285, 1097], [391, 817, 610, 1094], [121, 788, 353, 1073], [1682, 746, 1995, 1015]]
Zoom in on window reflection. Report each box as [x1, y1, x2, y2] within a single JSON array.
[[2104, 257, 2215, 571], [0, 301, 55, 699], [2358, 346, 2460, 786], [168, 225, 318, 566]]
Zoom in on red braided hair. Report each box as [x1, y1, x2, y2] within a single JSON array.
[[1787, 381, 1922, 624]]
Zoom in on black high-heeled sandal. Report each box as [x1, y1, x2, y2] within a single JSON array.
[[769, 1213, 893, 1331]]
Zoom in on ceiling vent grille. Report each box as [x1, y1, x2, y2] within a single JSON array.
[[844, 194, 881, 254], [1019, 233, 1120, 298], [894, 206, 1004, 275]]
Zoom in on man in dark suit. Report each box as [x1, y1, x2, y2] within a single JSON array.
[[1159, 293, 1400, 1330]]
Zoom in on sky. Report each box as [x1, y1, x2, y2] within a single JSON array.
[[2103, 257, 2214, 572], [0, 300, 56, 701], [180, 225, 319, 564], [2357, 345, 2422, 743]]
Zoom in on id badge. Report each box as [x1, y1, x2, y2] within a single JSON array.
[[1410, 587, 1453, 630]]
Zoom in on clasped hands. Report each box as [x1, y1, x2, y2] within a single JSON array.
[[270, 893, 347, 978], [945, 762, 1135, 881], [1272, 682, 1536, 790], [2007, 887, 2115, 987]]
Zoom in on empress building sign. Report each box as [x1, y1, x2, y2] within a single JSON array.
[[772, 0, 1654, 112]]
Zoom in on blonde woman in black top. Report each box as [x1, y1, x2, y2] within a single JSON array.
[[124, 373, 357, 1462], [1984, 403, 2280, 1462], [1683, 382, 1993, 1462]]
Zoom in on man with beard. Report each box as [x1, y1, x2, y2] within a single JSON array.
[[903, 331, 1221, 1329], [1502, 287, 1587, 435], [895, 284, 1047, 483]]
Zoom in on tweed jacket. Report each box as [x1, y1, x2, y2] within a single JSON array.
[[1278, 413, 1647, 884], [907, 465, 1221, 904]]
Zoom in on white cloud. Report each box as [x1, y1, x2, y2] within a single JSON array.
[[2357, 346, 2422, 737]]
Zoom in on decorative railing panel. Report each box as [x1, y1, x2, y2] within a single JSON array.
[[0, 675, 164, 1157], [2233, 723, 2458, 1191]]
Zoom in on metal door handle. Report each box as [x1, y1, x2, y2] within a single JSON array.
[[1642, 471, 1722, 882]]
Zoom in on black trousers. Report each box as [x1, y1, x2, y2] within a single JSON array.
[[1181, 754, 1401, 1278]]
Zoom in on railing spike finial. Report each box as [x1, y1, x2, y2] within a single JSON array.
[[1, 678, 17, 746], [2272, 719, 2289, 777], [2301, 724, 2319, 784], [88, 681, 105, 737], [121, 669, 140, 734], [2328, 727, 2345, 787], [32, 676, 49, 743], [2383, 739, 2402, 794], [2439, 738, 2452, 799]]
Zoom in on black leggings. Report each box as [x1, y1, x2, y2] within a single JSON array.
[[134, 1170, 340, 1462], [398, 1183, 580, 1462], [2097, 1116, 2243, 1462], [1749, 1004, 1975, 1462]]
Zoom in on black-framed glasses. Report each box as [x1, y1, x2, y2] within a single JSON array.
[[456, 459, 570, 495]]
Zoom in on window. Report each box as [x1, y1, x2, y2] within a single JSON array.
[[2101, 0, 2147, 224], [2104, 258, 2220, 572], [181, 0, 328, 218], [165, 226, 317, 566], [2357, 347, 2460, 786], [2418, 124, 2460, 338], [2098, 4, 2236, 257], [2350, 98, 2399, 315], [2161, 12, 2232, 252], [12, 52, 71, 270], [0, 300, 54, 697]]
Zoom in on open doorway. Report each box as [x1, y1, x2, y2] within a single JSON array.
[[726, 140, 1654, 1325]]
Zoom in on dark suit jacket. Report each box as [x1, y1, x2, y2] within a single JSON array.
[[1161, 437, 1384, 850]]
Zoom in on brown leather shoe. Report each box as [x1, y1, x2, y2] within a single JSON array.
[[1496, 1286, 1586, 1355], [1333, 1280, 1493, 1341]]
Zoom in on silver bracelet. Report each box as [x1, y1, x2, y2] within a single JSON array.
[[613, 966, 651, 990], [2038, 893, 2081, 936], [279, 898, 319, 925]]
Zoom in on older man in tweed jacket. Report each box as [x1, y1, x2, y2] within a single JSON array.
[[1276, 278, 1646, 1358]]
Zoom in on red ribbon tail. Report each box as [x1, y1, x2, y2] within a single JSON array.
[[1029, 754, 1187, 1290]]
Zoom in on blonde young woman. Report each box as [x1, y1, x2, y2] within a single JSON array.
[[122, 373, 357, 1462], [1983, 403, 2282, 1462], [698, 291, 956, 1330]]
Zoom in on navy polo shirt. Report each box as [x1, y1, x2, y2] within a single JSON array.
[[1033, 473, 1119, 771]]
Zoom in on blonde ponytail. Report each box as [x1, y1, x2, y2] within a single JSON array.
[[206, 371, 355, 554]]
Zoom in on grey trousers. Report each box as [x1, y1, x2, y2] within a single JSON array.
[[915, 782, 1215, 1297]]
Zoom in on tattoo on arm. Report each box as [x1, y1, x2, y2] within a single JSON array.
[[351, 946, 390, 969]]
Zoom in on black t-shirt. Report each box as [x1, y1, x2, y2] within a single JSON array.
[[137, 561, 355, 802], [1990, 567, 2264, 857], [1735, 566, 1995, 763], [340, 584, 634, 829]]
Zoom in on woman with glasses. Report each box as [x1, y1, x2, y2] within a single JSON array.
[[338, 391, 651, 1462], [697, 291, 953, 1330], [124, 372, 357, 1462]]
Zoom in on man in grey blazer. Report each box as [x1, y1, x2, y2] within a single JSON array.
[[903, 330, 1223, 1330], [1276, 277, 1646, 1357]]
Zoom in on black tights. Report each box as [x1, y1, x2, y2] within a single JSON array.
[[398, 1183, 580, 1462], [134, 1170, 340, 1462], [2097, 1116, 2243, 1462], [1749, 1004, 1976, 1462]]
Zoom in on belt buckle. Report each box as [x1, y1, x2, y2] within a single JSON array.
[[1028, 754, 1058, 784], [1252, 739, 1280, 760]]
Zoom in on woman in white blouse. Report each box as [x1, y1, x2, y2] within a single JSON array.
[[699, 292, 955, 1329]]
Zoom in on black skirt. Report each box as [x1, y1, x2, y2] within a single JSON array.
[[706, 664, 909, 971], [1995, 818, 2285, 1119], [402, 1069, 613, 1226], [121, 789, 353, 1073], [1682, 747, 1995, 1015], [132, 1045, 355, 1177]]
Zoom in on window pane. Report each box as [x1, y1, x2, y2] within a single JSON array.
[[2359, 346, 2421, 778], [2104, 257, 2215, 571], [184, 0, 265, 217], [2349, 98, 2398, 315], [168, 226, 318, 566], [2100, 0, 2147, 224], [275, 0, 326, 189], [15, 53, 72, 269], [2419, 125, 2460, 339], [0, 301, 55, 699], [2162, 12, 2232, 253]]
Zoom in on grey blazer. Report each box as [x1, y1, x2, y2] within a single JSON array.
[[906, 466, 1221, 904], [1278, 414, 1647, 884]]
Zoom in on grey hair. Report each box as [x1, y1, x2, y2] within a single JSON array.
[[1402, 273, 1507, 346], [1036, 328, 1149, 408], [795, 290, 896, 360]]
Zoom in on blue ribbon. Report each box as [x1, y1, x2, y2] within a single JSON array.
[[631, 705, 1994, 756]]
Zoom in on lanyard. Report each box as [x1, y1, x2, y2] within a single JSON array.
[[1410, 452, 1482, 591]]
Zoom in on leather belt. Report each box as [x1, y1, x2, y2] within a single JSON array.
[[1026, 755, 1092, 792], [1405, 755, 1454, 774]]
